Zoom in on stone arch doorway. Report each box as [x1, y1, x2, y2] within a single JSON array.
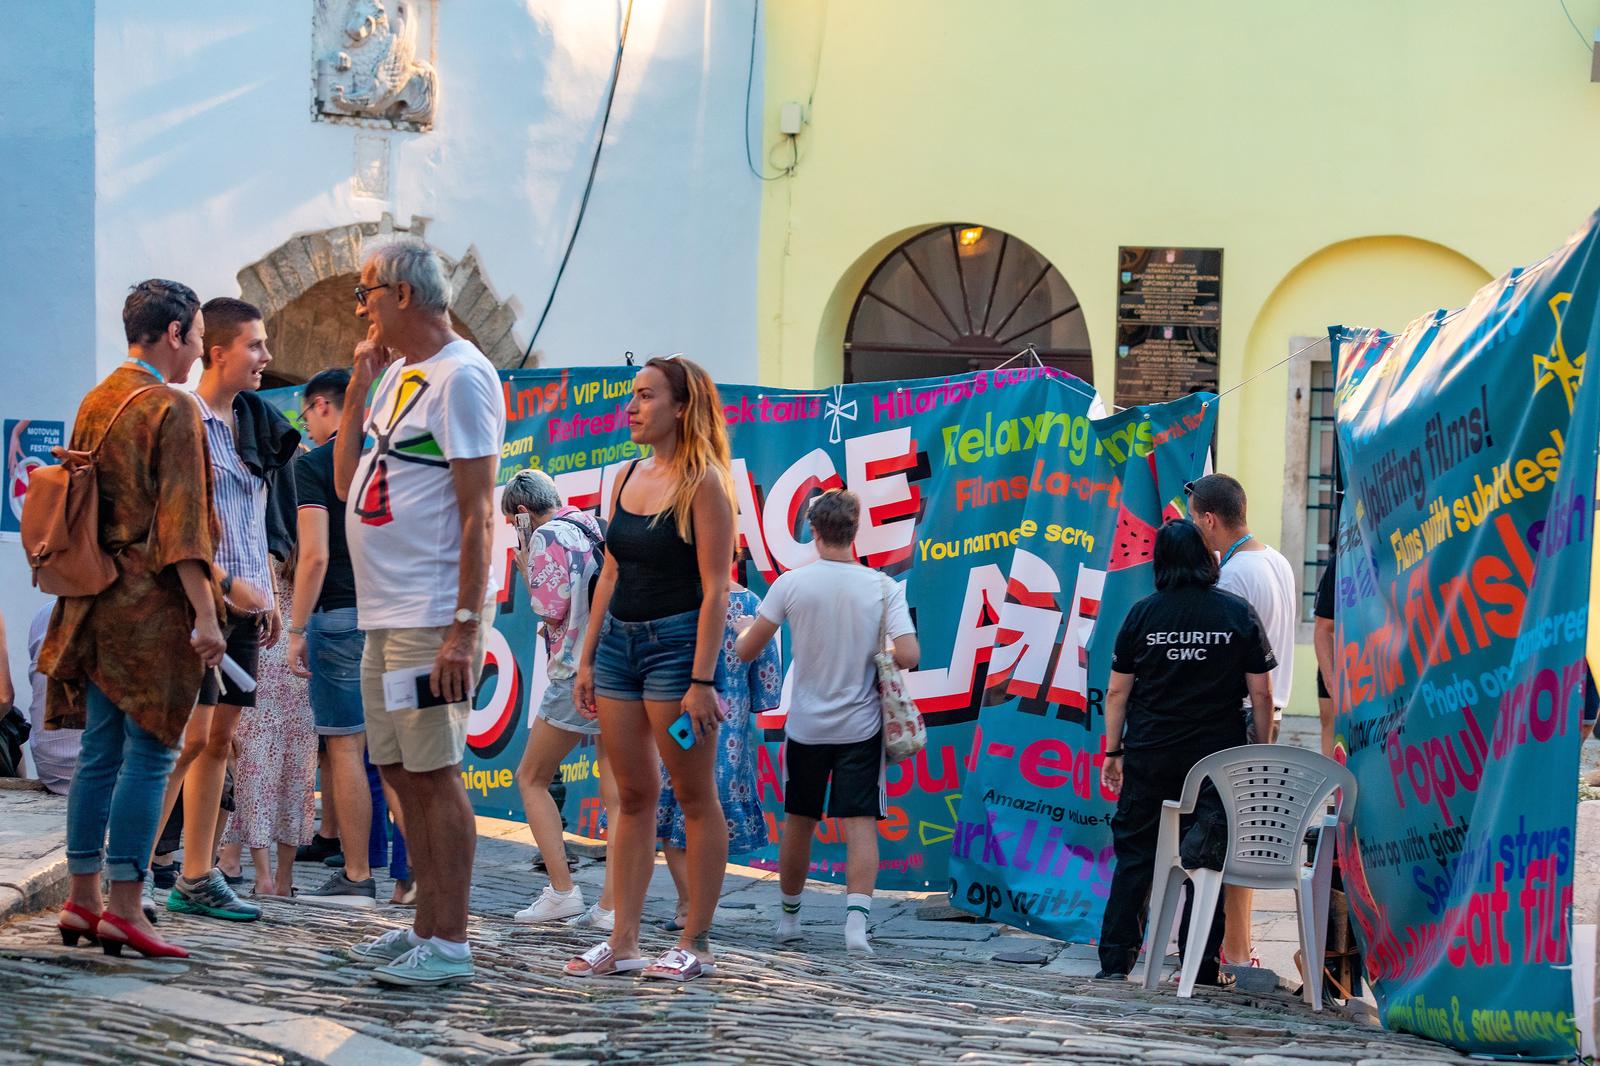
[[237, 214, 525, 386]]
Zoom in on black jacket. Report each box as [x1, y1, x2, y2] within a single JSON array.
[[232, 390, 301, 562]]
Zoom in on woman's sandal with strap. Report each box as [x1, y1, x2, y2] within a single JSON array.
[[563, 941, 648, 978], [57, 901, 101, 947], [641, 946, 716, 982]]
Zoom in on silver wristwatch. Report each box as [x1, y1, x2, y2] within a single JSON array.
[[454, 608, 481, 625]]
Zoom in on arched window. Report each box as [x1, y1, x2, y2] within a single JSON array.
[[844, 224, 1090, 383]]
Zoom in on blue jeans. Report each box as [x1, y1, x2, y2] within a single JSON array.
[[592, 608, 719, 702], [65, 684, 180, 882], [307, 608, 366, 736], [365, 748, 410, 882]]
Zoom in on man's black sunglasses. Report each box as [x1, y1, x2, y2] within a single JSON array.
[[354, 283, 392, 307]]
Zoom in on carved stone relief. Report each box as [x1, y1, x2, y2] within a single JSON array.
[[313, 0, 438, 131]]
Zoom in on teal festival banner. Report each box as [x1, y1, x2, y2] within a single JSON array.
[[1330, 213, 1600, 1057], [942, 391, 1218, 939], [266, 367, 1215, 892]]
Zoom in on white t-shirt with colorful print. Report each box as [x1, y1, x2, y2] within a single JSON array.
[[347, 339, 505, 631]]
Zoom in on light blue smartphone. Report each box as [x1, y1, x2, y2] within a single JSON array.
[[667, 711, 696, 750]]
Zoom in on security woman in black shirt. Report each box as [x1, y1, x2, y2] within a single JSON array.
[[1095, 519, 1276, 984]]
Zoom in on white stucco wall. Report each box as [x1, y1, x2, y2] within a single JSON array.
[[0, 0, 98, 705], [90, 0, 761, 379], [0, 0, 762, 722]]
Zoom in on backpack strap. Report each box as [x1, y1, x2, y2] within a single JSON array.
[[88, 385, 165, 460], [548, 515, 601, 551]]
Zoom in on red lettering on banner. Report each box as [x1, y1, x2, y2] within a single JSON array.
[[885, 744, 962, 798], [847, 427, 921, 568], [729, 458, 775, 579], [906, 565, 1004, 713], [761, 448, 843, 572], [1519, 854, 1573, 965]]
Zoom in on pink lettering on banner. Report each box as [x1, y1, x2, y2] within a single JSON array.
[[1385, 706, 1489, 826]]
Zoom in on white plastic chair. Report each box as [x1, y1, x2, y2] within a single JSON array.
[[1137, 744, 1357, 1009]]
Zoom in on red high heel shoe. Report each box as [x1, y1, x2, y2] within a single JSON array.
[[96, 912, 189, 959], [58, 901, 101, 947]]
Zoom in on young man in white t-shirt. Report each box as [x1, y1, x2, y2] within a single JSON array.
[[1187, 472, 1294, 968], [735, 489, 918, 958], [331, 238, 505, 986]]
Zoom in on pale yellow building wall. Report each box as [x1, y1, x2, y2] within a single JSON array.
[[1247, 236, 1493, 715], [754, 0, 1600, 714]]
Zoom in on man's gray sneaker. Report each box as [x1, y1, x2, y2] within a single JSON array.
[[372, 942, 475, 987], [301, 871, 378, 908], [349, 928, 415, 964], [167, 869, 261, 922]]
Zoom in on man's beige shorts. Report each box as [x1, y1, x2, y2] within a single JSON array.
[[361, 624, 486, 773]]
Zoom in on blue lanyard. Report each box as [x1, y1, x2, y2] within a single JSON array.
[[1220, 534, 1253, 568], [125, 358, 166, 383]]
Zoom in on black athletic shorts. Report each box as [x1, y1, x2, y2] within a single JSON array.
[[197, 612, 263, 708], [783, 730, 886, 821]]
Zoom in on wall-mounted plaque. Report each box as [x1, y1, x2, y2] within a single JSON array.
[[1114, 247, 1222, 408]]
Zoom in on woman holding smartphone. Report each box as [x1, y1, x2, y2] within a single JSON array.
[[569, 356, 735, 982]]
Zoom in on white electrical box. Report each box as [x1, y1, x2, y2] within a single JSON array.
[[779, 101, 804, 135]]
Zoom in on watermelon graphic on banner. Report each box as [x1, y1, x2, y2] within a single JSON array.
[[1107, 505, 1157, 571]]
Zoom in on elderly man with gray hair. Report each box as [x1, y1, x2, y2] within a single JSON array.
[[499, 469, 617, 930], [332, 237, 505, 986]]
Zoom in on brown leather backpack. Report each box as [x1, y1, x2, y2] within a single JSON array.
[[21, 385, 162, 597]]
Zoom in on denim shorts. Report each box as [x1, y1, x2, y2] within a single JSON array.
[[539, 675, 600, 736], [307, 608, 366, 736], [592, 608, 716, 703]]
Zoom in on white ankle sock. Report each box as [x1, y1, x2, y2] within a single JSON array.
[[430, 936, 471, 960], [845, 893, 873, 957], [406, 929, 424, 947], [776, 892, 803, 942]]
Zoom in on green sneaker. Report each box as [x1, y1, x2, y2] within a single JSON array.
[[348, 928, 415, 964], [167, 869, 261, 922], [372, 942, 475, 987]]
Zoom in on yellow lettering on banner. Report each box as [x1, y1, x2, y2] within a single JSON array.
[[459, 765, 516, 797]]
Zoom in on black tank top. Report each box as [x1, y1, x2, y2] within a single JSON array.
[[607, 461, 703, 621]]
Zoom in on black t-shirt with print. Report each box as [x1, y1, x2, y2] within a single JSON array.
[[292, 438, 358, 613], [1111, 584, 1277, 752]]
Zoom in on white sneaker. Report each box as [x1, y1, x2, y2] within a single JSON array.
[[566, 902, 614, 933], [515, 885, 586, 923]]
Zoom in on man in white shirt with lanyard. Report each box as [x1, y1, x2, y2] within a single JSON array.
[[1185, 473, 1295, 969]]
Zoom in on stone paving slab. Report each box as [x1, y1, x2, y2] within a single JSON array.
[[0, 813, 1484, 1065], [0, 781, 69, 919]]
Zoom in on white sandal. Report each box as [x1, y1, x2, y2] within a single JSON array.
[[564, 941, 647, 978], [641, 946, 716, 982]]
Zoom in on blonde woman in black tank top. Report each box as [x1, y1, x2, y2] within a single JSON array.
[[568, 356, 736, 982]]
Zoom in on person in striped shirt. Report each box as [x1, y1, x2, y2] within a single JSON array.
[[156, 298, 296, 923]]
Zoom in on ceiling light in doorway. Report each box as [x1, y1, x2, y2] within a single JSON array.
[[958, 227, 984, 247]]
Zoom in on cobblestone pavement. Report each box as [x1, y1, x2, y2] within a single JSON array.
[[0, 816, 1482, 1066]]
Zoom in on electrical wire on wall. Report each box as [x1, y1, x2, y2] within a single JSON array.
[[1558, 0, 1594, 52], [518, 0, 635, 369], [744, 0, 826, 181], [744, 0, 789, 180]]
